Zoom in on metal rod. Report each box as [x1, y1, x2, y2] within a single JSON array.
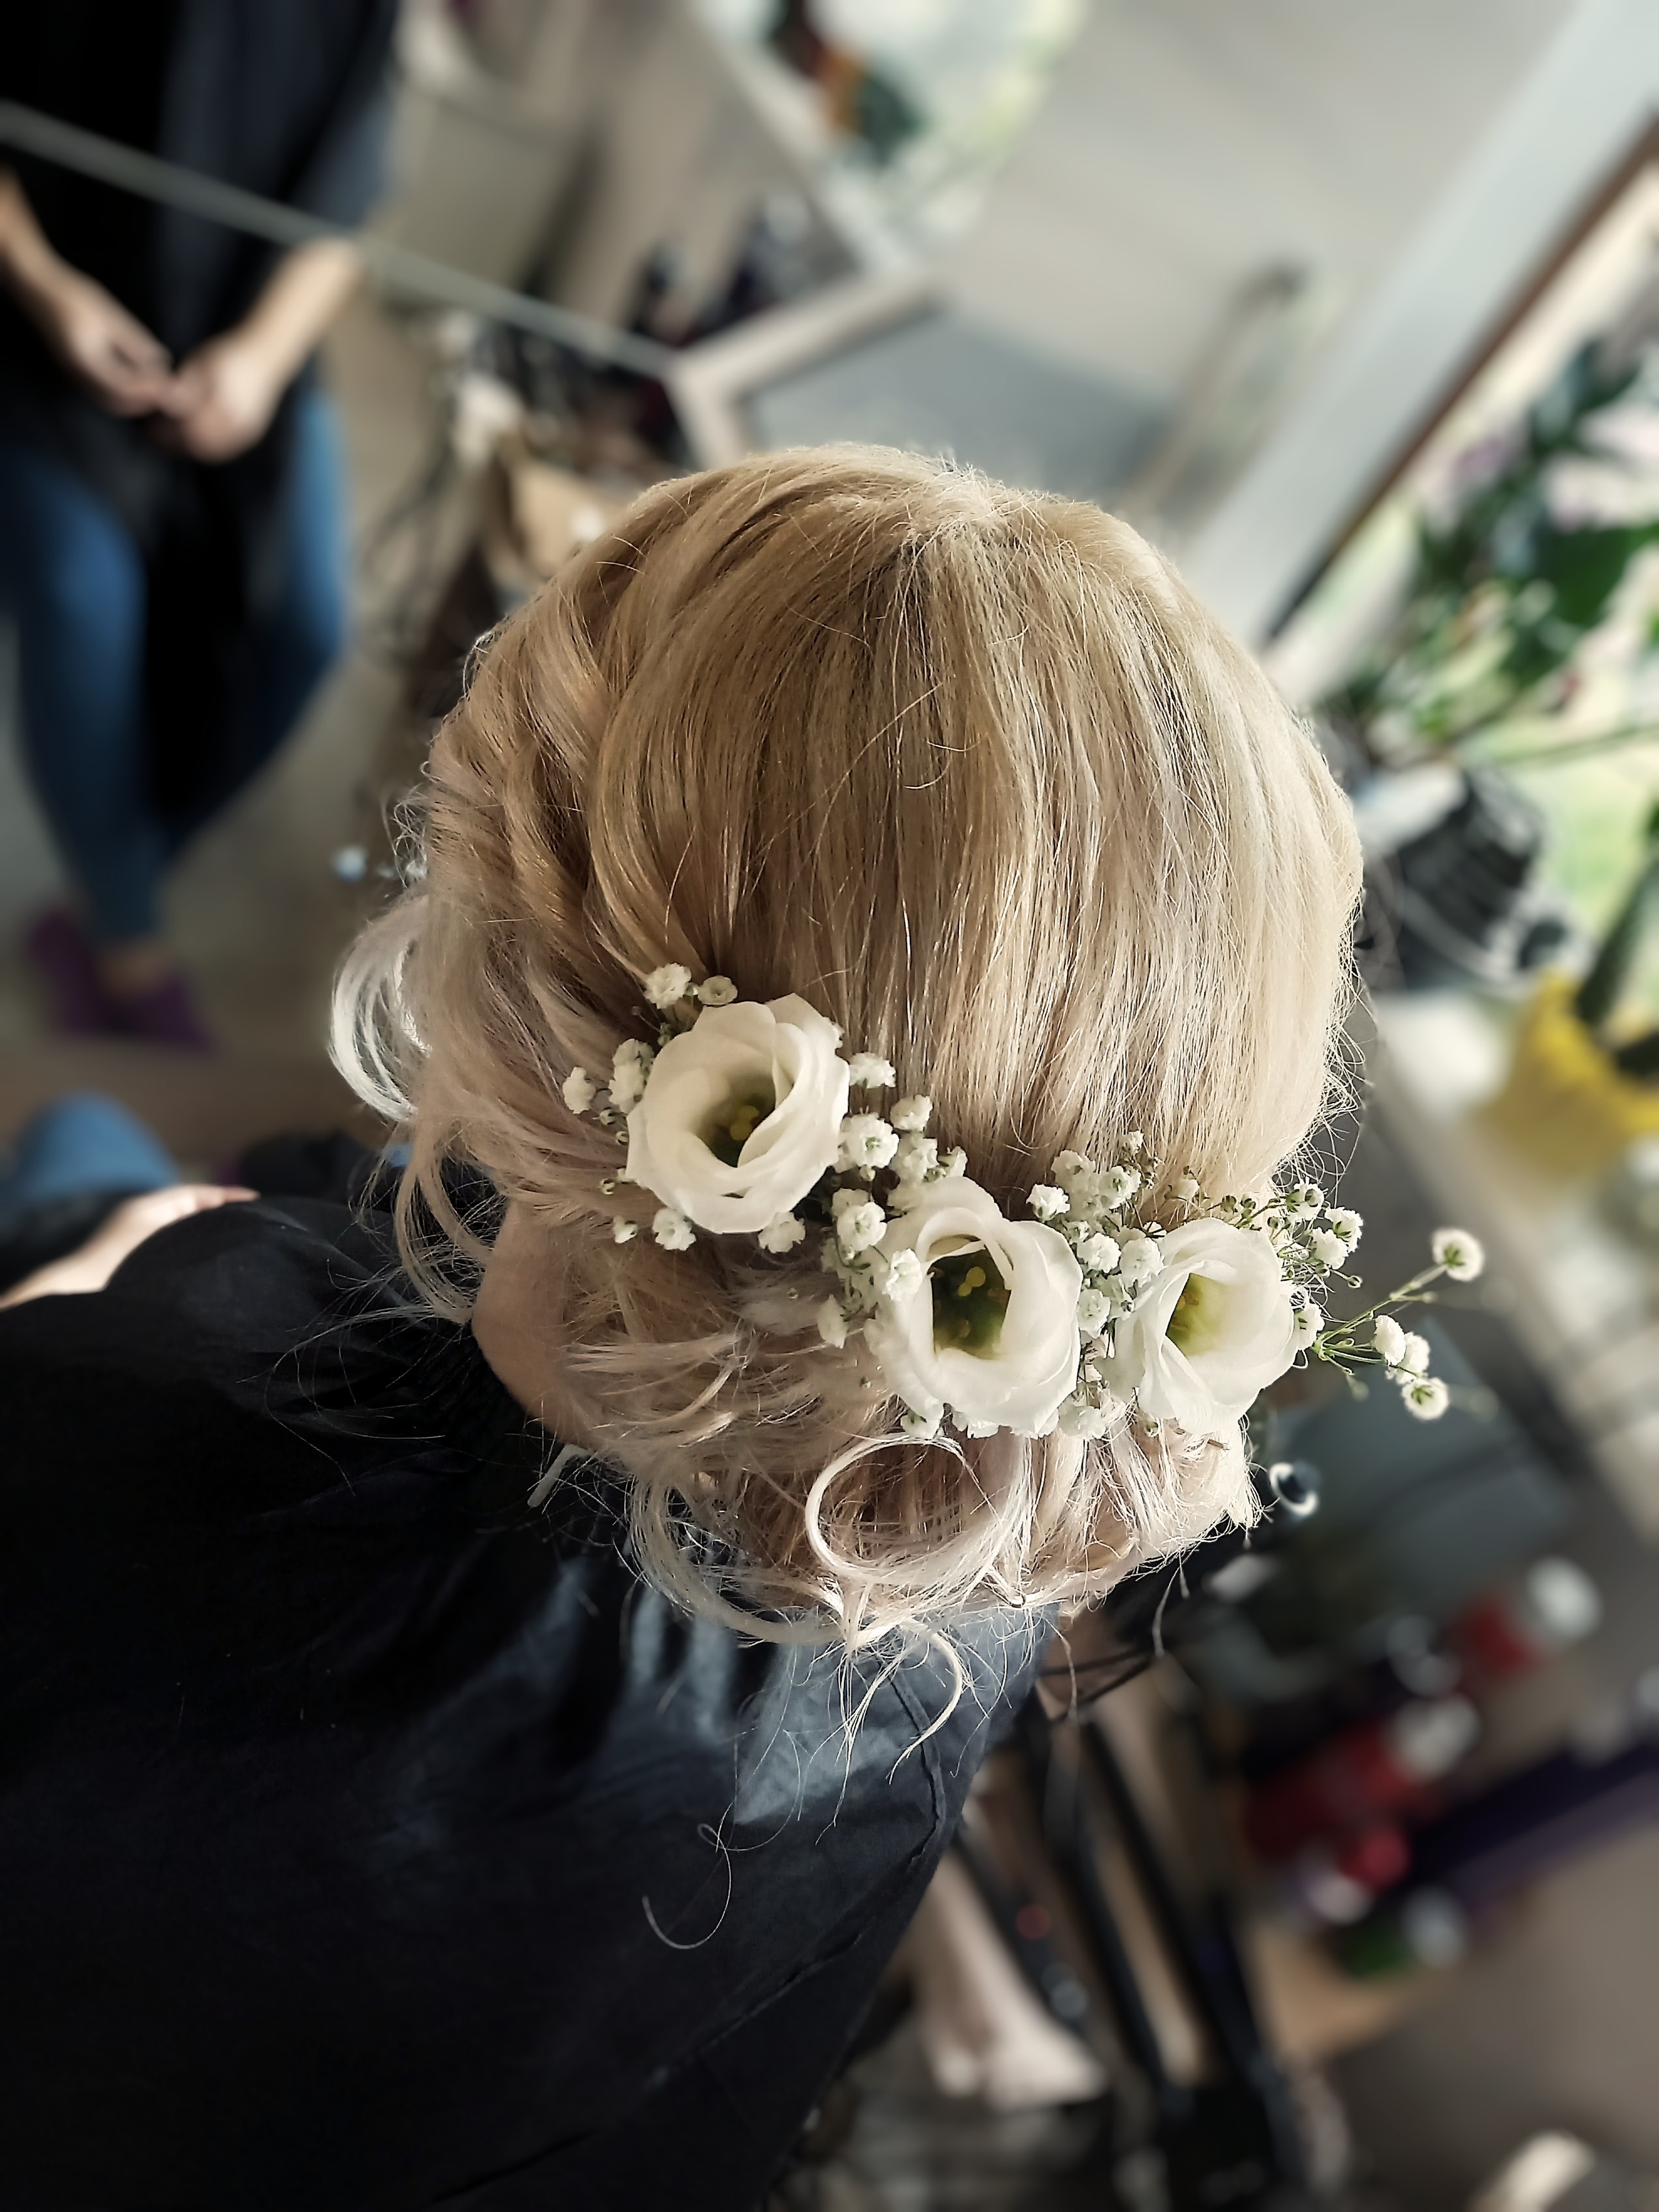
[[0, 100, 675, 380]]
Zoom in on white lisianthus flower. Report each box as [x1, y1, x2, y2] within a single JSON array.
[[612, 1218, 639, 1244], [653, 1207, 695, 1250], [758, 1214, 806, 1254], [562, 1067, 597, 1115], [837, 1113, 899, 1171], [1373, 1313, 1407, 1366], [1028, 1184, 1070, 1221], [1327, 1207, 1363, 1248], [695, 975, 738, 1006], [1402, 1374, 1450, 1420], [608, 1039, 655, 1111], [835, 1196, 887, 1258], [1078, 1232, 1120, 1274], [890, 1095, 932, 1133], [1432, 1227, 1485, 1281], [644, 964, 693, 1010], [865, 1177, 1082, 1438], [1103, 1218, 1298, 1433], [1077, 1285, 1112, 1335], [1397, 1331, 1432, 1378], [1307, 1227, 1349, 1268], [623, 995, 849, 1234], [891, 1133, 938, 1188], [1117, 1233, 1164, 1285]]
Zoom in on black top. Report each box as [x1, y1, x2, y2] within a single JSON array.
[[0, 1, 397, 808], [0, 1197, 1044, 2210]]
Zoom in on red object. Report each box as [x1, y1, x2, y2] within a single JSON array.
[[1450, 1560, 1603, 1691], [1244, 1697, 1479, 1861], [1335, 1823, 1411, 1891]]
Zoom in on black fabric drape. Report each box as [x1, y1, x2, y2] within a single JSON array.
[[0, 1194, 1046, 2207]]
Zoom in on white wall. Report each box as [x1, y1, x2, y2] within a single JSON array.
[[947, 0, 1573, 401], [1182, 0, 1659, 640]]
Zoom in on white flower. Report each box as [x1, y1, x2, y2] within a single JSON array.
[[846, 1052, 896, 1089], [1100, 1165, 1141, 1207], [1432, 1227, 1485, 1282], [612, 1217, 639, 1244], [900, 1401, 944, 1441], [1029, 1184, 1070, 1221], [696, 975, 738, 1006], [653, 1206, 695, 1250], [835, 1196, 887, 1258], [1058, 1394, 1121, 1440], [644, 964, 693, 1010], [562, 1067, 597, 1115], [937, 1146, 967, 1180], [1292, 1300, 1324, 1346], [865, 1177, 1082, 1439], [623, 995, 849, 1234], [1051, 1151, 1094, 1190], [817, 1296, 849, 1348], [608, 1039, 655, 1112], [884, 1248, 925, 1300], [758, 1214, 806, 1254], [1307, 1227, 1349, 1268], [837, 1114, 899, 1172], [1173, 1172, 1199, 1203], [958, 1417, 1000, 1438], [1282, 1181, 1325, 1216], [1102, 1218, 1299, 1433], [1401, 1374, 1450, 1421], [1327, 1207, 1363, 1247], [892, 1133, 938, 1187], [1078, 1232, 1120, 1274], [1396, 1330, 1432, 1378], [1373, 1314, 1407, 1366], [1117, 1233, 1163, 1284], [1077, 1286, 1112, 1335], [890, 1095, 932, 1133]]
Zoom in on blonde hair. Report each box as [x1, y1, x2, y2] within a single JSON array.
[[335, 446, 1360, 1649]]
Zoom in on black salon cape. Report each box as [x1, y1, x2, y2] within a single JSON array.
[[0, 1, 396, 813], [0, 1198, 1044, 2210]]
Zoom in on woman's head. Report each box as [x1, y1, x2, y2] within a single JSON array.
[[337, 446, 1361, 1639]]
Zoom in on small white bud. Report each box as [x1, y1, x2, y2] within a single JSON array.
[[1431, 1227, 1485, 1281], [651, 1207, 695, 1250], [758, 1214, 806, 1254], [696, 975, 737, 1006], [847, 1053, 896, 1089], [562, 1067, 597, 1115], [1402, 1374, 1449, 1420], [612, 1217, 639, 1244], [889, 1094, 931, 1133], [644, 964, 693, 1010], [816, 1296, 849, 1349]]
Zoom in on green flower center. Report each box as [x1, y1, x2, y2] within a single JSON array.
[[1166, 1271, 1226, 1357], [703, 1084, 776, 1168], [931, 1245, 1011, 1358]]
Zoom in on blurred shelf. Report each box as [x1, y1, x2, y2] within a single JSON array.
[[1370, 989, 1659, 1540]]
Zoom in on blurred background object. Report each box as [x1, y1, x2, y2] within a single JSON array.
[[7, 4, 1659, 2208]]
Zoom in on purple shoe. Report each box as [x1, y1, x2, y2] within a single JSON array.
[[23, 907, 122, 1036], [112, 970, 215, 1053]]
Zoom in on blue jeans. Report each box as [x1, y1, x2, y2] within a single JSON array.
[[0, 1093, 179, 1244], [0, 388, 349, 944]]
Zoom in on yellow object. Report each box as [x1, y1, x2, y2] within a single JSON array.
[[1489, 972, 1659, 1172]]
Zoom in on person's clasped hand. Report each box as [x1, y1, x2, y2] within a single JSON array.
[[0, 1185, 255, 1309], [150, 327, 289, 462], [29, 262, 179, 418]]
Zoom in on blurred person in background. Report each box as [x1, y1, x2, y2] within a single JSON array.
[[0, 2, 398, 1049]]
